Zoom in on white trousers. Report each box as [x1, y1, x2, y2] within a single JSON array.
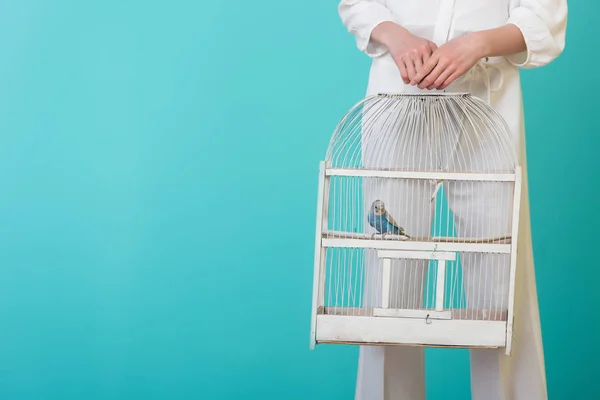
[[355, 98, 547, 400]]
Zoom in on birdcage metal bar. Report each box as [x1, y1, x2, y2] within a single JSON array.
[[505, 165, 523, 355], [371, 308, 452, 319], [310, 161, 328, 350], [321, 238, 511, 254], [436, 259, 447, 311], [377, 92, 471, 97], [381, 258, 392, 309], [325, 168, 517, 182], [377, 250, 457, 261], [321, 307, 508, 321]]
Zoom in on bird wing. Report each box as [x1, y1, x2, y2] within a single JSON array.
[[384, 210, 401, 230]]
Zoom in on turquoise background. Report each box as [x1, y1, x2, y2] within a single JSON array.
[[0, 1, 597, 399]]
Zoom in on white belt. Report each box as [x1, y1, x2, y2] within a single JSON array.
[[454, 57, 505, 104]]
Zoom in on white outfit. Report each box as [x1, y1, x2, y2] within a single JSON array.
[[338, 1, 568, 399]]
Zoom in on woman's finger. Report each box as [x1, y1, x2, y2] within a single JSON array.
[[418, 61, 446, 89], [427, 66, 454, 90], [411, 55, 423, 83], [422, 50, 431, 66], [411, 55, 437, 85], [404, 56, 417, 85], [395, 59, 409, 84], [422, 41, 436, 65]]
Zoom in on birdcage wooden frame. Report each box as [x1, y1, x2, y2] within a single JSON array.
[[309, 93, 522, 356]]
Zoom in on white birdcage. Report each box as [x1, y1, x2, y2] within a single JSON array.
[[309, 93, 522, 355]]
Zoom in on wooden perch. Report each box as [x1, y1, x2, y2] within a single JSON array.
[[322, 230, 511, 244]]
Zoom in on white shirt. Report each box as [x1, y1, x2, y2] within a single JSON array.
[[338, 0, 567, 103]]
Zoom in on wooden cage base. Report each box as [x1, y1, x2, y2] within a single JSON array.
[[317, 341, 500, 350], [315, 314, 507, 349]]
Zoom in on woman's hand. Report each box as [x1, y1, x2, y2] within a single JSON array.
[[371, 22, 438, 84], [411, 32, 486, 90]]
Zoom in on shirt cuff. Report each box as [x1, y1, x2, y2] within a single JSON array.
[[353, 12, 395, 57], [506, 8, 554, 68]]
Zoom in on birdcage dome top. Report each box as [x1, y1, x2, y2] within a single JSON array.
[[326, 93, 517, 174]]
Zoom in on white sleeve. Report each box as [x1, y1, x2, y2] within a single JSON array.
[[506, 0, 568, 68], [338, 0, 395, 58]]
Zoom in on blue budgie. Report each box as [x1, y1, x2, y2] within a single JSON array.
[[367, 200, 410, 237]]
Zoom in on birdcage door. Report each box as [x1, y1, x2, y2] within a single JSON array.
[[374, 250, 455, 321]]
